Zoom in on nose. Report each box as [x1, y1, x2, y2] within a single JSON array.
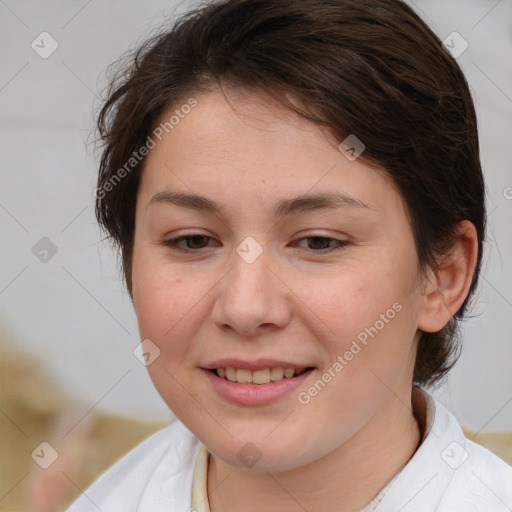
[[211, 248, 293, 337]]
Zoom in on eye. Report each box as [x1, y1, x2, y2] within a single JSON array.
[[163, 234, 218, 252], [294, 236, 350, 251], [163, 234, 349, 253]]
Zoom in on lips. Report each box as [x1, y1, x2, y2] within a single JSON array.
[[202, 365, 315, 406], [201, 358, 316, 405]]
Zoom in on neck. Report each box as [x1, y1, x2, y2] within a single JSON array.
[[207, 388, 422, 512]]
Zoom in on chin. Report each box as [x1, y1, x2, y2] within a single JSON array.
[[205, 434, 320, 473]]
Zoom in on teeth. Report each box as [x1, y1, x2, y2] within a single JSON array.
[[270, 368, 284, 381], [253, 369, 270, 384], [215, 367, 308, 384], [284, 368, 294, 378], [236, 369, 252, 383]]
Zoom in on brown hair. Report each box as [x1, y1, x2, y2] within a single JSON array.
[[95, 0, 486, 388]]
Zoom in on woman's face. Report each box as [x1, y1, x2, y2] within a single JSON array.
[[131, 88, 428, 471]]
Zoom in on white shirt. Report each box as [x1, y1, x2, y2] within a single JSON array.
[[66, 387, 512, 512]]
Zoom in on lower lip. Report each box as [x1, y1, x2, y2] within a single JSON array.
[[201, 368, 315, 406]]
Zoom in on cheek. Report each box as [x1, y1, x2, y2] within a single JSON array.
[[131, 251, 202, 357], [300, 264, 408, 345], [309, 258, 420, 387], [131, 258, 208, 413]]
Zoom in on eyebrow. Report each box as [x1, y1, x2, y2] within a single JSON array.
[[147, 190, 372, 216]]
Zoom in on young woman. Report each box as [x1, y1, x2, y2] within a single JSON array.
[[68, 0, 512, 510]]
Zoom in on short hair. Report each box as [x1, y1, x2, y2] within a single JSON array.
[[95, 0, 486, 388]]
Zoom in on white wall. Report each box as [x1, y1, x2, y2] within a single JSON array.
[[1, 0, 511, 430]]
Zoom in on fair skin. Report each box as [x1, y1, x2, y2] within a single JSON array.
[[131, 88, 477, 512]]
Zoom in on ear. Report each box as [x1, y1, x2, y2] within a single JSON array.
[[418, 220, 479, 333]]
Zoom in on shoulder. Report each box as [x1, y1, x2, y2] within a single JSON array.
[[65, 418, 199, 511], [377, 388, 512, 512], [428, 395, 512, 511], [438, 437, 512, 511]]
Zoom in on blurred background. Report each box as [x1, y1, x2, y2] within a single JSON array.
[[1, 0, 511, 510]]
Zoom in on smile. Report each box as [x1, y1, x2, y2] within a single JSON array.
[[212, 367, 310, 384], [202, 365, 316, 406]]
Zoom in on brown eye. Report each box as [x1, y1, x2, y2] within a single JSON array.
[[184, 235, 210, 249], [306, 237, 335, 250], [295, 236, 349, 251], [164, 234, 215, 251]]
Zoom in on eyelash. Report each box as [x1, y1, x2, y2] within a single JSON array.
[[163, 234, 350, 253]]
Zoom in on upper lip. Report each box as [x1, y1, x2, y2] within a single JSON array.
[[202, 358, 315, 371]]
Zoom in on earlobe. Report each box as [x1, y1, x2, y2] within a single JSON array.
[[418, 220, 478, 333]]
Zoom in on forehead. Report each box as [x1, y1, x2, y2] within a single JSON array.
[[137, 88, 402, 219]]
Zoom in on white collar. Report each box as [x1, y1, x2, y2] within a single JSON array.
[[190, 386, 436, 512]]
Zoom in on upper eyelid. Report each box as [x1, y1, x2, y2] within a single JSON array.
[[165, 234, 349, 250]]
